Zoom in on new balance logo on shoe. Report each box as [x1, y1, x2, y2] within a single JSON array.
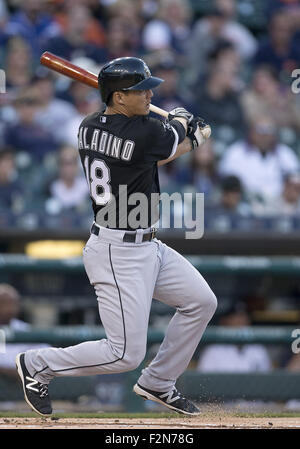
[[159, 391, 180, 404], [25, 376, 39, 393]]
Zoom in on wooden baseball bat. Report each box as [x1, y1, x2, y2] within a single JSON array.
[[40, 51, 169, 118]]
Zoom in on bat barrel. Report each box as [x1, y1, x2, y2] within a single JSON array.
[[40, 51, 99, 89]]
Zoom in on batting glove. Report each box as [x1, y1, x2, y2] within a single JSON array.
[[187, 117, 211, 150], [168, 107, 194, 124]]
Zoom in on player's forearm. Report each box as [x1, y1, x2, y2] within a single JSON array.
[[157, 137, 192, 166], [172, 117, 188, 133]]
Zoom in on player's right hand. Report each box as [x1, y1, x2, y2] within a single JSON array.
[[168, 107, 194, 124]]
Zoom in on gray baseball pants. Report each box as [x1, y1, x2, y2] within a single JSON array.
[[25, 225, 217, 392]]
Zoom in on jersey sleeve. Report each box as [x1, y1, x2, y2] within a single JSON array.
[[144, 118, 179, 162]]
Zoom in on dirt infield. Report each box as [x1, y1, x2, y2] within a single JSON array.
[[1, 415, 300, 429]]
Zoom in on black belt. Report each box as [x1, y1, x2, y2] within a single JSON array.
[[91, 223, 156, 242]]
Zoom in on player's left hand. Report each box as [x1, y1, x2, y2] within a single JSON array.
[[168, 107, 194, 124], [187, 117, 211, 150]]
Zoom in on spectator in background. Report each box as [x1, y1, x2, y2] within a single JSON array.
[[286, 353, 300, 372], [214, 0, 258, 59], [175, 139, 219, 203], [0, 36, 33, 140], [151, 58, 196, 113], [105, 15, 141, 60], [266, 0, 300, 24], [0, 147, 23, 214], [219, 118, 300, 204], [188, 0, 257, 82], [32, 70, 77, 144], [58, 56, 102, 106], [43, 4, 108, 64], [252, 173, 300, 217], [0, 0, 7, 60], [157, 160, 180, 195], [276, 173, 300, 215], [0, 284, 48, 379], [141, 0, 192, 60], [0, 284, 28, 331], [214, 175, 251, 216], [204, 175, 252, 232], [187, 7, 228, 82], [4, 87, 59, 162], [0, 0, 7, 28], [44, 145, 89, 212], [53, 0, 107, 48], [284, 349, 300, 410], [105, 0, 143, 29], [4, 0, 60, 62], [104, 0, 143, 59], [197, 302, 272, 372], [267, 0, 300, 10], [4, 37, 32, 92], [59, 57, 102, 147], [253, 10, 300, 81], [241, 64, 300, 132], [194, 57, 245, 136], [63, 88, 102, 148], [207, 39, 242, 74]]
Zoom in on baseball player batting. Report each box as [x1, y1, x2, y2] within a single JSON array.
[[16, 57, 217, 416]]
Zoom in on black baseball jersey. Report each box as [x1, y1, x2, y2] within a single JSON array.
[[78, 112, 179, 230]]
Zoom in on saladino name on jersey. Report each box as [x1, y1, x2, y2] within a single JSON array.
[[78, 126, 135, 162]]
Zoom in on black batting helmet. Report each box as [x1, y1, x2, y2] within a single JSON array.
[[98, 57, 163, 104]]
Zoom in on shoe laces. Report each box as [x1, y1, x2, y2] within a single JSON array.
[[39, 384, 49, 399], [172, 387, 182, 396]]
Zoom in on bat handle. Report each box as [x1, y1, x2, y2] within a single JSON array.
[[151, 103, 212, 139], [149, 104, 169, 118]]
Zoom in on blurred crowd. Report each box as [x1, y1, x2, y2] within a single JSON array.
[[1, 0, 300, 231]]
